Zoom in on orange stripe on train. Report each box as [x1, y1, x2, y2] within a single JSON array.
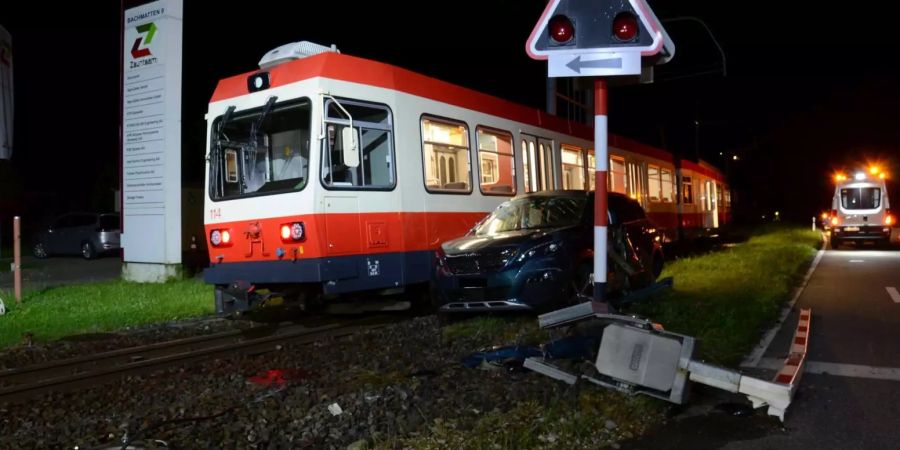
[[205, 211, 488, 263]]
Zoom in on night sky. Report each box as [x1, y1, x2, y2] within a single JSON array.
[[2, 0, 900, 235]]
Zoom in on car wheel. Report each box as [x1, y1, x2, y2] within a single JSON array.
[[33, 242, 49, 259], [81, 242, 97, 260]]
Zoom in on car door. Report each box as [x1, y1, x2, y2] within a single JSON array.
[[45, 215, 72, 254], [70, 214, 99, 254]]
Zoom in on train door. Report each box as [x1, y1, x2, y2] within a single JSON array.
[[521, 136, 537, 192], [716, 183, 725, 225], [627, 161, 645, 207], [321, 97, 399, 288], [522, 135, 556, 191], [703, 179, 719, 228], [538, 138, 557, 190]]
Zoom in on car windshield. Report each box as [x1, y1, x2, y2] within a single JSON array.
[[841, 187, 881, 210], [474, 196, 586, 235]]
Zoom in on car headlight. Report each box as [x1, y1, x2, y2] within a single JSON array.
[[434, 246, 447, 268], [516, 241, 562, 263]]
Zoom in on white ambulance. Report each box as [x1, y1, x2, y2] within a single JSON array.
[[829, 167, 894, 248]]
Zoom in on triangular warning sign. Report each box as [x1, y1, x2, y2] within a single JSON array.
[[526, 0, 673, 63]]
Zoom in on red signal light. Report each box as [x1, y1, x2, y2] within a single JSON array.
[[548, 15, 574, 44], [613, 12, 639, 41]]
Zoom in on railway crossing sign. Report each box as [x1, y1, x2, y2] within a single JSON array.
[[526, 0, 674, 78], [525, 0, 674, 306]]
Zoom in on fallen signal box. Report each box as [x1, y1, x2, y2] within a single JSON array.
[[525, 306, 812, 422]]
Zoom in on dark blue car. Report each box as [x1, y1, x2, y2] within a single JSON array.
[[433, 191, 663, 313]]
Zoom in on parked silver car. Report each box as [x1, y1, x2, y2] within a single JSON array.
[[32, 213, 121, 259]]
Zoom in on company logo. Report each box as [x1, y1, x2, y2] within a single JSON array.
[[130, 22, 157, 59]]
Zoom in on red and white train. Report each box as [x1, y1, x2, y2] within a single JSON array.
[[203, 42, 730, 314]]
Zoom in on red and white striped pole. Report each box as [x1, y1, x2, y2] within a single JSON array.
[[593, 78, 608, 308]]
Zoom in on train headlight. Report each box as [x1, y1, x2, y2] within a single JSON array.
[[222, 230, 231, 244], [247, 72, 270, 92], [210, 230, 222, 246], [280, 222, 305, 241], [291, 222, 305, 240]]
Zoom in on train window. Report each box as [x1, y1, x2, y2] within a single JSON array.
[[322, 99, 395, 189], [587, 151, 596, 190], [422, 117, 471, 193], [477, 127, 515, 196], [646, 166, 675, 203], [209, 98, 311, 201], [224, 149, 238, 183], [561, 145, 586, 190], [648, 165, 661, 202], [681, 176, 694, 204], [609, 156, 627, 194], [661, 168, 675, 202], [527, 140, 538, 191], [522, 140, 532, 193]]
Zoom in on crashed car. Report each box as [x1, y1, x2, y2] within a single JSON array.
[[433, 190, 664, 313]]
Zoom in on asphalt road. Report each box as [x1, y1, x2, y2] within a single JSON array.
[[0, 255, 122, 291], [626, 242, 900, 449]]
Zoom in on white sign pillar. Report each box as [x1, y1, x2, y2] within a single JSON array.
[[120, 0, 183, 282]]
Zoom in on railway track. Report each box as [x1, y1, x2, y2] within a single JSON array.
[[0, 315, 394, 403]]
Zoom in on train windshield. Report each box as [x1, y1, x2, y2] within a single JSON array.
[[209, 98, 311, 200], [841, 187, 881, 210], [474, 196, 587, 235]]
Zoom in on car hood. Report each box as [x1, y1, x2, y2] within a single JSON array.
[[441, 226, 575, 256]]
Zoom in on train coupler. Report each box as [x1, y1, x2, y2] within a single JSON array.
[[215, 281, 284, 316]]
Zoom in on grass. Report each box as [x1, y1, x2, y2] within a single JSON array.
[[632, 225, 822, 365], [380, 389, 663, 449], [442, 315, 550, 345], [0, 279, 215, 349]]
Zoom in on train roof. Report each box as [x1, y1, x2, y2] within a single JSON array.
[[211, 51, 724, 182]]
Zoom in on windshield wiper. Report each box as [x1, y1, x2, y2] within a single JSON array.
[[211, 106, 236, 198], [250, 96, 277, 146]]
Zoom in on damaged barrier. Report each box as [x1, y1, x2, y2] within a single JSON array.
[[525, 304, 812, 422]]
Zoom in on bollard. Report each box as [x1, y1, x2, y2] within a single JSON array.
[[13, 216, 21, 303], [811, 217, 816, 232]]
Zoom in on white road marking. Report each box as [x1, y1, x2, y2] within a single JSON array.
[[741, 249, 825, 368], [887, 287, 900, 303], [758, 358, 900, 382], [849, 259, 864, 263]]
